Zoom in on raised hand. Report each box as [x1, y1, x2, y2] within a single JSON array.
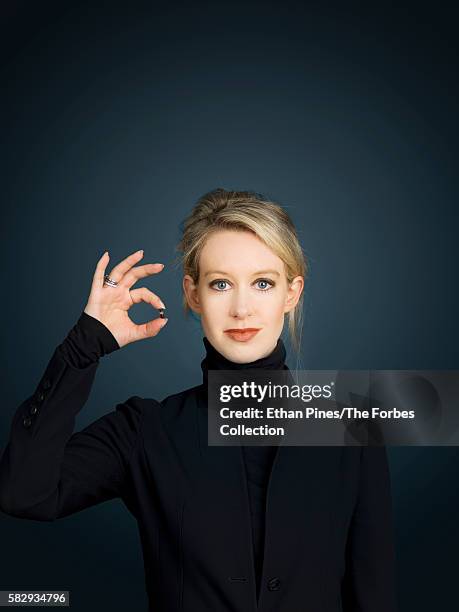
[[83, 250, 168, 348]]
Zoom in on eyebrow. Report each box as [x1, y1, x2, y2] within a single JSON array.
[[204, 269, 281, 278]]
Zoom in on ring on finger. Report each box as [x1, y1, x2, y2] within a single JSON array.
[[103, 274, 119, 288]]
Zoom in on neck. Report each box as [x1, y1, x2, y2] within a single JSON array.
[[200, 336, 288, 388]]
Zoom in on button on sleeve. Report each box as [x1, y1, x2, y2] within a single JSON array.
[[1, 392, 145, 520], [0, 323, 143, 522]]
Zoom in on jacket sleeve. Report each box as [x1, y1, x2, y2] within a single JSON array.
[[341, 446, 398, 612], [0, 313, 144, 521]]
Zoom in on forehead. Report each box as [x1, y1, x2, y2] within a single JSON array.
[[199, 230, 282, 271]]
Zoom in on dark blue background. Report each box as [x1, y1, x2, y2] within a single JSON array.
[[1, 2, 458, 610]]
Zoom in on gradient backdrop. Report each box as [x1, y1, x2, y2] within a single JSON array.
[[1, 2, 458, 610]]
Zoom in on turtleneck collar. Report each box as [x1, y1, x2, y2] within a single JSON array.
[[200, 336, 288, 388]]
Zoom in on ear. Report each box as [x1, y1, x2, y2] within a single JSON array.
[[284, 276, 304, 313], [183, 274, 202, 314]]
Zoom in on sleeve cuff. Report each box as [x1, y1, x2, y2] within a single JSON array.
[[75, 311, 121, 356]]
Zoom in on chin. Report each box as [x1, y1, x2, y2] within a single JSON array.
[[224, 348, 257, 364], [220, 336, 268, 363]]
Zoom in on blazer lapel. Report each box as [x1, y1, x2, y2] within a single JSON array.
[[195, 388, 259, 611], [257, 443, 343, 609], [161, 388, 343, 611]]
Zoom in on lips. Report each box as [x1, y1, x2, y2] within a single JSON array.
[[224, 329, 261, 342]]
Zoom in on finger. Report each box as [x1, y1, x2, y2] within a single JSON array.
[[91, 251, 110, 292], [136, 315, 168, 341], [120, 263, 165, 289], [129, 287, 166, 310], [107, 249, 146, 283], [128, 286, 168, 342]]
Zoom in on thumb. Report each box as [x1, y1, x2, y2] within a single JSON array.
[[138, 316, 168, 341]]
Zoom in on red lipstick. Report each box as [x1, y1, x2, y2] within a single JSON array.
[[224, 328, 261, 342]]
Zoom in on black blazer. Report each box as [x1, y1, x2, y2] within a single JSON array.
[[0, 320, 398, 612]]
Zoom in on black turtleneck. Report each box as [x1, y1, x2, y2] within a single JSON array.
[[200, 335, 290, 601], [58, 313, 289, 603]]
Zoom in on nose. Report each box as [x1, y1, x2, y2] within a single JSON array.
[[229, 288, 253, 319]]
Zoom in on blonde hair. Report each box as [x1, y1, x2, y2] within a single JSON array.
[[174, 188, 308, 355]]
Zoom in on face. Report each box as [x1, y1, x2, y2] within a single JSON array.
[[183, 229, 304, 363]]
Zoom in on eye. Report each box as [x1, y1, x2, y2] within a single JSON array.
[[211, 280, 230, 291], [209, 278, 275, 292], [255, 279, 275, 291]]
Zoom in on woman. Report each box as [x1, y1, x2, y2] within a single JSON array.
[[0, 188, 397, 611]]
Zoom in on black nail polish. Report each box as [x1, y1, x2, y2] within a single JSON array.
[[159, 308, 166, 319]]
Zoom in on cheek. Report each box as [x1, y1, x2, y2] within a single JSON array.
[[262, 294, 286, 315], [199, 292, 225, 322]]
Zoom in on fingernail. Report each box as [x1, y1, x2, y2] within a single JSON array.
[[161, 318, 168, 325]]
